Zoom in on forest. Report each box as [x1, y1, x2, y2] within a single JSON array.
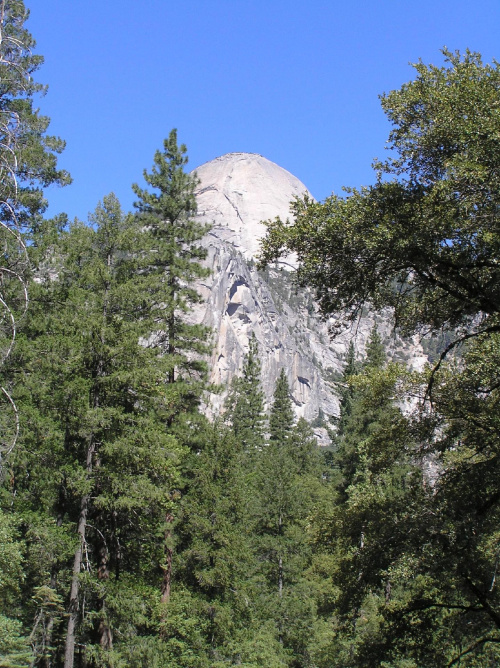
[[1, 1, 500, 667]]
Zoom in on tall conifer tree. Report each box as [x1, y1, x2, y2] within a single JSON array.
[[255, 370, 296, 645], [168, 422, 258, 664], [313, 332, 422, 666], [363, 324, 386, 370], [334, 326, 388, 494], [0, 3, 69, 663], [8, 140, 211, 665], [10, 194, 190, 667], [255, 372, 328, 661], [226, 333, 266, 450], [269, 368, 295, 445], [0, 0, 70, 467], [335, 341, 358, 441], [0, 0, 70, 226], [132, 129, 210, 398]]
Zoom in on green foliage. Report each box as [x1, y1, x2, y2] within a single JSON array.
[[332, 328, 395, 497], [312, 360, 425, 666], [131, 129, 211, 395], [8, 15, 500, 664], [0, 614, 32, 668], [177, 422, 251, 601], [0, 5, 340, 665], [0, 0, 70, 227], [0, 511, 24, 609], [226, 333, 266, 450], [259, 50, 500, 340], [326, 338, 500, 667], [364, 325, 386, 371], [6, 199, 169, 662], [333, 340, 358, 444], [0, 512, 32, 668], [261, 50, 500, 665], [0, 5, 69, 649], [162, 421, 301, 665], [0, 0, 70, 479], [252, 373, 330, 665], [269, 369, 294, 445], [4, 146, 210, 662]]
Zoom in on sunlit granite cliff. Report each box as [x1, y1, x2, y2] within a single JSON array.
[[190, 152, 426, 439]]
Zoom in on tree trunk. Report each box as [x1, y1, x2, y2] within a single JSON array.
[[278, 513, 283, 645], [41, 494, 65, 668], [63, 437, 96, 668], [41, 569, 60, 668], [161, 512, 174, 606], [63, 492, 90, 668], [98, 538, 113, 651], [65, 264, 111, 666], [98, 617, 113, 652], [43, 618, 53, 668], [111, 510, 122, 579], [159, 511, 174, 638], [278, 512, 283, 599]]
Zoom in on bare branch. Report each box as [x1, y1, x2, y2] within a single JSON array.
[[448, 634, 500, 666], [0, 385, 19, 456]]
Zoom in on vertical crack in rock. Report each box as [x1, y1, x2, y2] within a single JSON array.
[[223, 192, 244, 225]]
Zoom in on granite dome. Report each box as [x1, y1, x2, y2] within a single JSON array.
[[190, 151, 426, 432], [193, 152, 310, 260]]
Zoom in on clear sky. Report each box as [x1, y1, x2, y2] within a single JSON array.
[[28, 0, 500, 222]]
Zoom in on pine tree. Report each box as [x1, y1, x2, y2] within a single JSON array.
[[269, 368, 294, 445], [254, 371, 295, 646], [163, 421, 259, 664], [21, 195, 184, 667], [335, 341, 358, 442], [0, 0, 70, 227], [0, 3, 69, 662], [131, 131, 212, 634], [254, 373, 330, 662], [363, 324, 386, 371], [7, 176, 210, 665], [132, 129, 210, 396], [0, 510, 32, 667], [290, 416, 323, 476], [313, 334, 422, 666], [334, 326, 388, 494], [257, 368, 295, 598], [226, 332, 266, 450], [0, 0, 70, 467]]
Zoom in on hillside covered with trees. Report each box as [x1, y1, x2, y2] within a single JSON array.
[[1, 2, 500, 666]]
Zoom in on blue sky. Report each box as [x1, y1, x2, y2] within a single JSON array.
[[28, 0, 500, 222]]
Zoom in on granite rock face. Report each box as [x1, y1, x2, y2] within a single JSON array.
[[194, 152, 305, 262], [191, 153, 427, 439]]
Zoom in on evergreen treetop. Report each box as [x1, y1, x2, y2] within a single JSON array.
[[269, 368, 294, 445], [132, 129, 208, 264], [0, 0, 70, 226], [131, 130, 211, 397], [335, 340, 358, 442], [364, 324, 386, 370], [227, 332, 266, 450]]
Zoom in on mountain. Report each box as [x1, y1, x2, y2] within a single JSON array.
[[190, 152, 426, 438]]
